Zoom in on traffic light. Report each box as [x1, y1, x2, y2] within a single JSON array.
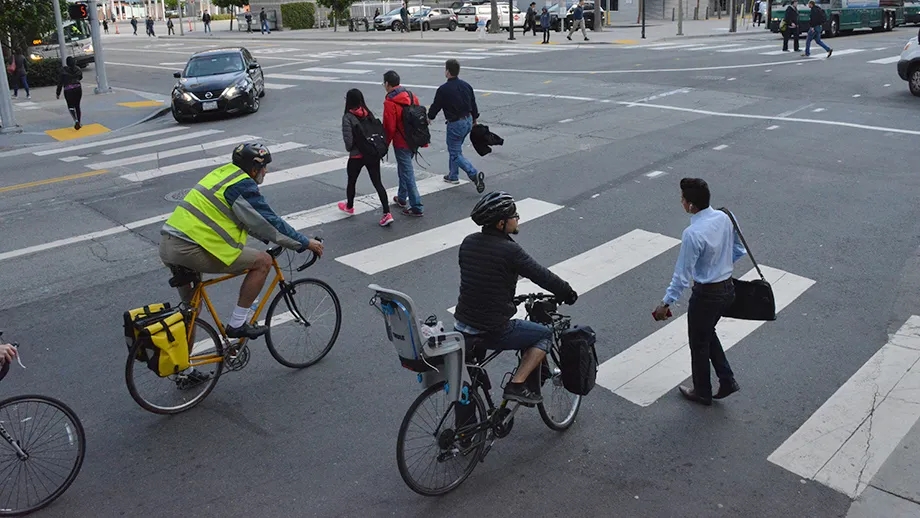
[[68, 2, 89, 20]]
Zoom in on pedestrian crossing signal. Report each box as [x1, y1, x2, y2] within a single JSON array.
[[68, 2, 89, 20]]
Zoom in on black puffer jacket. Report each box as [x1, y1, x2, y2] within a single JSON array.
[[454, 227, 574, 332]]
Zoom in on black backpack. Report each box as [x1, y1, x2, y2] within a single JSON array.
[[400, 91, 431, 153], [558, 325, 598, 396], [352, 113, 388, 161]]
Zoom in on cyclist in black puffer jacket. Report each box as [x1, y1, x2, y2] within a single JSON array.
[[453, 192, 578, 405], [55, 56, 83, 130]]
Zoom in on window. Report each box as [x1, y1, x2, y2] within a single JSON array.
[[185, 54, 245, 77]]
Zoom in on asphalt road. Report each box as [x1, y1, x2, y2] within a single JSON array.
[[2, 26, 919, 517]]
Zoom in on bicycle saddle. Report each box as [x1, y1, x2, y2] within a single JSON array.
[[167, 265, 200, 288]]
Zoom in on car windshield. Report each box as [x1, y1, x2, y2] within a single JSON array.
[[385, 7, 401, 15], [185, 54, 244, 77], [414, 8, 431, 16]]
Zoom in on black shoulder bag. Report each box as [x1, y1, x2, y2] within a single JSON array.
[[719, 208, 776, 321]]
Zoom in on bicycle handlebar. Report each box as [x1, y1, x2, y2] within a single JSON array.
[[266, 236, 323, 272], [512, 292, 561, 306]]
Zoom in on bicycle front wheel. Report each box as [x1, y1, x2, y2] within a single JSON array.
[[396, 381, 488, 496], [0, 395, 85, 516], [265, 278, 342, 368], [538, 352, 582, 431]]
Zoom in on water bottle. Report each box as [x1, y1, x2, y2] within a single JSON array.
[[247, 299, 260, 321]]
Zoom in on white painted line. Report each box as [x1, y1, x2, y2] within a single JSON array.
[[101, 129, 224, 155], [336, 198, 563, 275], [819, 48, 864, 58], [717, 44, 774, 53], [559, 118, 574, 123], [259, 157, 349, 187], [446, 229, 681, 317], [32, 127, 189, 156], [884, 83, 891, 87], [435, 51, 513, 57], [106, 61, 176, 71], [645, 171, 666, 178], [626, 43, 686, 49], [264, 73, 340, 81], [867, 56, 900, 64], [651, 44, 705, 50], [598, 265, 815, 406], [852, 94, 861, 98], [768, 315, 920, 499], [767, 125, 779, 130], [87, 135, 260, 170], [759, 50, 789, 55], [727, 77, 736, 81], [59, 156, 87, 162], [346, 60, 437, 68], [302, 67, 372, 74], [713, 144, 728, 150], [119, 142, 306, 182], [406, 54, 489, 60], [373, 57, 469, 64], [263, 83, 296, 90], [685, 44, 743, 51], [813, 108, 825, 112]]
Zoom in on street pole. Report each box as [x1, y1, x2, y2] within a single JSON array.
[[508, 0, 514, 39], [729, 0, 736, 31], [0, 59, 20, 134], [88, 5, 112, 94], [641, 0, 646, 38], [52, 0, 68, 66], [178, 1, 185, 35], [678, 0, 683, 34]]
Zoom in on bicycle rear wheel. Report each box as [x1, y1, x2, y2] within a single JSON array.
[[0, 395, 85, 516], [125, 318, 224, 415], [396, 381, 488, 496], [265, 278, 342, 368], [538, 351, 581, 431]]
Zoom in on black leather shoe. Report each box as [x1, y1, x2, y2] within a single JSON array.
[[714, 379, 740, 400], [678, 385, 712, 406], [226, 322, 268, 340]]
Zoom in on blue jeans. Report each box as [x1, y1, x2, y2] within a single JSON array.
[[805, 27, 830, 55], [261, 20, 270, 33], [476, 319, 553, 353], [445, 116, 478, 181], [12, 75, 28, 96], [394, 147, 423, 211]]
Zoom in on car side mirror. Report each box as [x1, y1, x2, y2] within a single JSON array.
[[249, 62, 259, 69], [173, 71, 181, 78]]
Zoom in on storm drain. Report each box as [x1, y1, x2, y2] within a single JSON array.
[[165, 188, 191, 202]]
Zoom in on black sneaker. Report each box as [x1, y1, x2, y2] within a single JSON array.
[[226, 322, 268, 339], [503, 381, 543, 405], [402, 207, 423, 217], [175, 369, 211, 390], [472, 171, 485, 193]]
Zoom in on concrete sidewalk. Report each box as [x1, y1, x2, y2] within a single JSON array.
[[847, 419, 920, 518], [147, 16, 777, 46], [0, 82, 168, 151]]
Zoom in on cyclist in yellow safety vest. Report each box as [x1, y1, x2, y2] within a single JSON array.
[[159, 142, 324, 342]]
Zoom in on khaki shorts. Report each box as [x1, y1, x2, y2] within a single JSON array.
[[159, 234, 263, 302]]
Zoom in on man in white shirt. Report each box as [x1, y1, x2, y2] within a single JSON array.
[[653, 178, 746, 405]]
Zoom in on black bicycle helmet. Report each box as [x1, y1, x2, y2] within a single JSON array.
[[232, 142, 272, 172], [470, 191, 517, 227]]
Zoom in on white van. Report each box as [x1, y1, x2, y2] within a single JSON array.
[[27, 20, 95, 68], [456, 4, 523, 31]]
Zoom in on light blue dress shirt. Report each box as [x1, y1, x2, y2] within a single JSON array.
[[662, 207, 747, 306]]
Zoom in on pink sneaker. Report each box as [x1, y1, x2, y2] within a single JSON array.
[[337, 201, 354, 215], [379, 213, 394, 227]]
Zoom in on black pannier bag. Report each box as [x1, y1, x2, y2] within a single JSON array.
[[558, 325, 598, 396]]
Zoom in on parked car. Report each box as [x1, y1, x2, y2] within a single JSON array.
[[409, 8, 459, 31], [897, 36, 920, 96], [171, 47, 265, 123], [374, 5, 429, 31], [456, 3, 523, 30]]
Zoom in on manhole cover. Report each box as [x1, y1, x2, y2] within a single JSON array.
[[165, 188, 191, 202]]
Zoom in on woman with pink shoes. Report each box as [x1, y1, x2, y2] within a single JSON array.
[[338, 89, 393, 227]]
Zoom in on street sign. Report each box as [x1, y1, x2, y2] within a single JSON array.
[[68, 2, 89, 20]]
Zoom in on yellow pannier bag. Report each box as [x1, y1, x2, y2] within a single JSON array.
[[125, 305, 191, 377], [123, 303, 172, 362]]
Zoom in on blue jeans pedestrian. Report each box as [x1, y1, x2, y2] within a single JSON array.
[[804, 27, 830, 55], [445, 116, 478, 182], [12, 75, 29, 97], [394, 147, 423, 212], [261, 20, 270, 33]]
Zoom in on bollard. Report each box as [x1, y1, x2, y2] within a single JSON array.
[[694, 6, 699, 19], [672, 7, 675, 20], [706, 6, 709, 19]]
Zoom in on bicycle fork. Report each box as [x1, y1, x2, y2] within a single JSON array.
[[0, 424, 28, 461]]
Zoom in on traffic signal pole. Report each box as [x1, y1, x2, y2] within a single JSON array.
[[53, 0, 68, 66], [87, 5, 112, 93]]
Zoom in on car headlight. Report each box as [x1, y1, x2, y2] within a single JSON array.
[[173, 90, 193, 102], [83, 43, 93, 53], [905, 41, 912, 51], [28, 53, 42, 61], [223, 79, 251, 98]]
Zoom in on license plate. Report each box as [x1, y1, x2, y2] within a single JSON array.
[[202, 101, 218, 111]]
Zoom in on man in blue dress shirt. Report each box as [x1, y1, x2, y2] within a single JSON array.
[[653, 178, 746, 406]]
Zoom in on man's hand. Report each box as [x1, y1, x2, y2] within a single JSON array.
[[652, 304, 672, 322], [0, 343, 18, 364], [563, 289, 578, 305], [307, 239, 324, 257]]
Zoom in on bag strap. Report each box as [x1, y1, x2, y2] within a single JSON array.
[[718, 207, 766, 282]]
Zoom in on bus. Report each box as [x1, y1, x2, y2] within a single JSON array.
[[27, 19, 95, 68], [769, 0, 904, 37]]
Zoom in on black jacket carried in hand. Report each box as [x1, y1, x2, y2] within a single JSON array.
[[454, 227, 574, 332], [470, 123, 504, 157]]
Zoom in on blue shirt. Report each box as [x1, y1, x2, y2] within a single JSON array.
[[662, 207, 747, 305], [427, 77, 479, 122], [572, 6, 584, 20]]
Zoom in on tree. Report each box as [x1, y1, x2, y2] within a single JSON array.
[[0, 0, 67, 54], [489, 0, 499, 33], [212, 0, 248, 8], [164, 0, 178, 10], [316, 0, 355, 32]]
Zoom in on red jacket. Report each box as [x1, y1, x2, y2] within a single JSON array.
[[383, 87, 424, 150]]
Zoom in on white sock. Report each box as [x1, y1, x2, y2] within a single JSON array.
[[228, 305, 249, 328]]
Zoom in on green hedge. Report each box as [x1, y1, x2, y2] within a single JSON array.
[[6, 58, 63, 88], [280, 2, 315, 29], [211, 13, 234, 20]]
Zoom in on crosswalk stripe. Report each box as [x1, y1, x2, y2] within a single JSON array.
[[302, 67, 372, 74], [867, 56, 900, 64], [767, 315, 920, 499], [717, 45, 775, 53], [684, 44, 743, 51], [264, 73, 340, 81], [436, 51, 516, 57], [651, 44, 705, 50], [87, 135, 260, 170], [446, 229, 681, 316], [336, 198, 564, 275], [119, 142, 306, 182], [597, 265, 815, 406], [759, 50, 790, 55], [625, 43, 686, 49], [814, 48, 864, 59], [32, 127, 189, 156], [346, 61, 436, 68], [100, 129, 224, 156], [263, 83, 296, 90], [408, 54, 490, 60]]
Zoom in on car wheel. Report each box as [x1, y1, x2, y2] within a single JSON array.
[[171, 104, 190, 123], [423, 22, 430, 30], [448, 21, 457, 31], [248, 92, 260, 113], [909, 65, 920, 97]]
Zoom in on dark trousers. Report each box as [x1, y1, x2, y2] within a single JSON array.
[[783, 26, 799, 51], [543, 27, 550, 42], [687, 280, 735, 399], [63, 86, 82, 123], [345, 157, 389, 213]]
